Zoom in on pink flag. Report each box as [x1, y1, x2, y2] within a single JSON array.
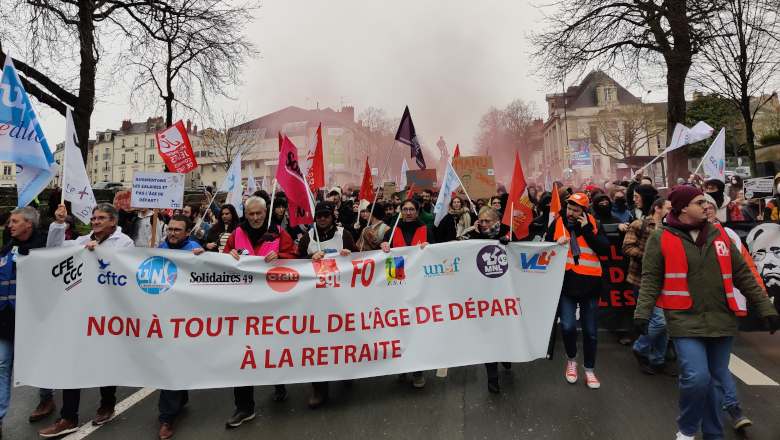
[[275, 135, 314, 227]]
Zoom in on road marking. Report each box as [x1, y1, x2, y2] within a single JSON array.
[[62, 387, 157, 440], [729, 354, 779, 386]]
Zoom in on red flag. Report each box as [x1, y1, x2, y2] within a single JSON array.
[[156, 120, 197, 174], [453, 144, 460, 157], [549, 182, 562, 227], [360, 157, 376, 203], [501, 152, 534, 240], [406, 183, 415, 199], [276, 135, 314, 227], [304, 123, 324, 193]]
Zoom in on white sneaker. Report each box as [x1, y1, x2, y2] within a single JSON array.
[[675, 432, 694, 440], [566, 359, 578, 384]]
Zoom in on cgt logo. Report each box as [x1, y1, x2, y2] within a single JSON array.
[[385, 257, 406, 285], [136, 256, 178, 294], [51, 255, 85, 291], [266, 267, 299, 292], [423, 257, 460, 277], [312, 259, 340, 288], [520, 251, 556, 272]]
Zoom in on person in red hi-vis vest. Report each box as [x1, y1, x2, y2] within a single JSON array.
[[635, 186, 779, 440], [380, 197, 435, 388], [545, 192, 610, 390]]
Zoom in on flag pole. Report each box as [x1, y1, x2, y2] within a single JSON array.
[[387, 210, 403, 246], [266, 179, 278, 230], [366, 140, 397, 235]]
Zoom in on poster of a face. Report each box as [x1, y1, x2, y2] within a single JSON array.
[[747, 223, 780, 297]]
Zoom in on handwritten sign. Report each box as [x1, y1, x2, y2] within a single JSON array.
[[113, 189, 133, 212], [451, 156, 495, 199], [130, 171, 185, 209], [744, 177, 774, 199]]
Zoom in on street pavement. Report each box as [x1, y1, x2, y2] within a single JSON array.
[[4, 331, 779, 440]]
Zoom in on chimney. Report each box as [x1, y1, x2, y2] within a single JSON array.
[[121, 119, 132, 131], [317, 102, 319, 110], [341, 106, 355, 123], [186, 119, 192, 134], [193, 124, 198, 134]]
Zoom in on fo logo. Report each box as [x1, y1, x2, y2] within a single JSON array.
[[477, 245, 508, 278], [266, 267, 299, 292], [136, 256, 178, 295], [520, 251, 556, 272], [385, 257, 406, 285], [51, 255, 85, 291], [312, 259, 340, 288]]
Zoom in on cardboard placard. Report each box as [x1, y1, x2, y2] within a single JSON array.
[[113, 189, 133, 212], [131, 171, 185, 209], [406, 169, 438, 192], [451, 156, 495, 200], [383, 182, 396, 197]]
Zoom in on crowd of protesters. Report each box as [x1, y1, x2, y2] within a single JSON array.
[[0, 169, 779, 439]]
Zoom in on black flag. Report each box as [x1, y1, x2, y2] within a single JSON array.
[[394, 106, 426, 170]]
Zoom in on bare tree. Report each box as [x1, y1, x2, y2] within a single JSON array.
[[589, 104, 666, 160], [473, 106, 506, 155], [503, 99, 541, 170], [754, 94, 780, 138], [356, 107, 394, 163], [689, 0, 780, 176], [201, 107, 258, 172], [124, 0, 259, 127], [529, 0, 729, 183]]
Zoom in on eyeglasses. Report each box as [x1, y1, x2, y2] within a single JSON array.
[[90, 216, 111, 222], [702, 205, 714, 212], [401, 207, 417, 213], [688, 200, 707, 208], [168, 228, 185, 234], [753, 248, 780, 262], [477, 218, 496, 224]]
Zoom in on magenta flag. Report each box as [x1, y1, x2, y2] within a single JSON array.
[[275, 135, 314, 227]]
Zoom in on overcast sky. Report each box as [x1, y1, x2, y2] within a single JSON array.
[[33, 0, 659, 155]]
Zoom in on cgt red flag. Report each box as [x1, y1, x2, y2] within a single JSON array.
[[360, 157, 376, 202], [156, 120, 197, 174], [303, 123, 324, 193], [501, 152, 534, 240], [453, 144, 460, 157]]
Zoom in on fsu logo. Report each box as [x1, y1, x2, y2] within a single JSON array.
[[385, 257, 406, 285], [312, 259, 340, 288]]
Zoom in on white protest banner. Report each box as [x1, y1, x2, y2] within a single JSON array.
[[743, 177, 774, 199], [62, 107, 96, 224], [15, 241, 565, 390], [702, 128, 726, 182], [130, 171, 185, 210]]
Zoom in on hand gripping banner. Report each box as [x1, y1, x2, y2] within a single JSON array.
[[15, 241, 565, 390]]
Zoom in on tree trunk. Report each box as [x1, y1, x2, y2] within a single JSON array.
[[74, 0, 97, 164], [740, 98, 757, 178], [664, 58, 692, 186]]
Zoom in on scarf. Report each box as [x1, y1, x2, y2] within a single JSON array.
[[239, 221, 270, 247], [448, 206, 471, 237], [460, 220, 502, 240], [707, 190, 725, 208], [665, 210, 710, 247]]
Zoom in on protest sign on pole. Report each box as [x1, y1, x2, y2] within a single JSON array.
[[62, 107, 96, 224], [451, 156, 495, 200], [130, 171, 185, 210], [15, 240, 565, 389], [156, 120, 197, 174], [743, 177, 774, 199]]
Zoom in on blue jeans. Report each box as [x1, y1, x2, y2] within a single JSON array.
[[558, 295, 599, 370], [0, 338, 54, 426], [158, 390, 188, 424], [723, 371, 739, 408], [632, 299, 668, 365], [673, 337, 734, 440]]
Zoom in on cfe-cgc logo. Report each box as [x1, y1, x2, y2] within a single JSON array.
[[520, 251, 556, 273], [136, 256, 178, 295], [423, 257, 460, 278], [266, 267, 299, 292], [385, 257, 406, 285], [51, 255, 85, 291], [477, 245, 508, 278], [312, 259, 340, 288]]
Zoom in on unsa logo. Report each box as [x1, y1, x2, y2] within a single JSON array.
[[477, 245, 508, 278], [266, 267, 299, 292], [520, 251, 556, 272], [136, 256, 178, 295], [312, 259, 340, 288]]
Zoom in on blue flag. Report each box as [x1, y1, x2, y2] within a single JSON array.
[[0, 56, 59, 207]]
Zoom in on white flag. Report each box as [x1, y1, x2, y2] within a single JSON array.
[[433, 162, 466, 227], [245, 166, 257, 195], [702, 128, 726, 182], [62, 108, 96, 224], [399, 158, 409, 191], [665, 122, 714, 153], [220, 153, 243, 218], [543, 166, 553, 192], [262, 167, 268, 192]]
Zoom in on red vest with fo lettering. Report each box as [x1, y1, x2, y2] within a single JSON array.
[[658, 225, 745, 316], [392, 225, 427, 248]]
